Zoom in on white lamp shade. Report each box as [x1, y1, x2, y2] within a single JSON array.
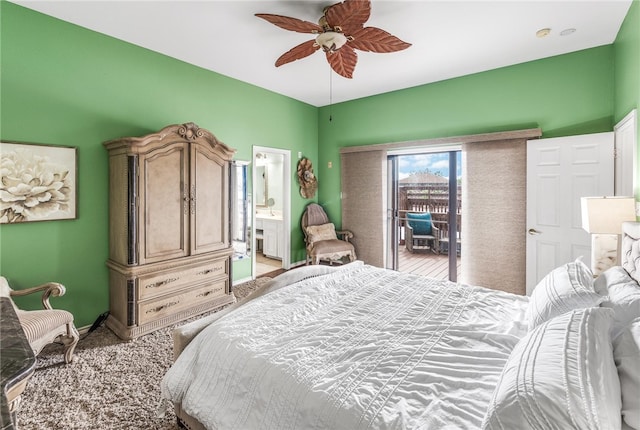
[[581, 196, 636, 234]]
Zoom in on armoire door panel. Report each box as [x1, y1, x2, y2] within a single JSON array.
[[191, 148, 228, 254], [140, 144, 189, 263]]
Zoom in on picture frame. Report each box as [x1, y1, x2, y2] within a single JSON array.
[[1, 141, 78, 224]]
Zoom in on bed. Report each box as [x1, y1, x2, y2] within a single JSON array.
[[161, 222, 640, 430]]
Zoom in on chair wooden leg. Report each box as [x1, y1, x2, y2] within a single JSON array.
[[62, 324, 80, 364]]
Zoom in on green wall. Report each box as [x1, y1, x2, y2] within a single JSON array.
[[0, 2, 317, 327]]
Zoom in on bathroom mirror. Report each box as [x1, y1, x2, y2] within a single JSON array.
[[255, 165, 267, 207], [231, 160, 250, 259]]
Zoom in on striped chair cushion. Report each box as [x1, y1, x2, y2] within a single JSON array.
[[17, 309, 74, 343]]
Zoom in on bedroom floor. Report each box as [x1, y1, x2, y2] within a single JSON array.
[[256, 252, 281, 277]]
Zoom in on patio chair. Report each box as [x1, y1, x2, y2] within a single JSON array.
[[405, 212, 440, 254], [301, 203, 356, 265], [0, 276, 79, 363]]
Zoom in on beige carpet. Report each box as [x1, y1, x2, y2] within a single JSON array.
[[18, 277, 272, 430]]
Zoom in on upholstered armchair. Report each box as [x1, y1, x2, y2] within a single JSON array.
[[301, 203, 356, 265], [405, 212, 440, 254], [0, 277, 79, 364]]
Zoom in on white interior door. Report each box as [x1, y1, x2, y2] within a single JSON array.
[[526, 132, 614, 295]]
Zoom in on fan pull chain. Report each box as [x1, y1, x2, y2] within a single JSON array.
[[329, 69, 333, 122]]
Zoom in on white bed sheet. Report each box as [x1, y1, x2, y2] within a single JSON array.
[[162, 263, 529, 430]]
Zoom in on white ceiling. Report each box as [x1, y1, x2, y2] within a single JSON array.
[[11, 0, 632, 107]]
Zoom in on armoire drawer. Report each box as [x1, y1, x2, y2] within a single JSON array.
[[137, 258, 228, 300], [137, 279, 228, 325]]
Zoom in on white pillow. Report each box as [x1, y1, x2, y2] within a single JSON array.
[[482, 307, 621, 430], [614, 318, 640, 430], [526, 258, 603, 329], [597, 266, 640, 339], [594, 265, 628, 295]]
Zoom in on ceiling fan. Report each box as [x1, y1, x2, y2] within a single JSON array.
[[256, 0, 411, 79]]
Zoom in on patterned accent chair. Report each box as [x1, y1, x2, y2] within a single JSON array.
[[301, 203, 356, 265], [0, 276, 79, 364]]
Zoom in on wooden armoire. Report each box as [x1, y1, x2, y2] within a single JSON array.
[[104, 123, 236, 340]]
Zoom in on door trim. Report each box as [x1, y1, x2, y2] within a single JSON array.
[[252, 146, 291, 278]]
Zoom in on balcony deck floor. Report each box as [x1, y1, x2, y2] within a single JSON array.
[[397, 245, 461, 280]]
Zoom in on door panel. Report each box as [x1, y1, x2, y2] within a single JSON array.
[[536, 174, 560, 226], [140, 144, 189, 263], [614, 109, 637, 196], [526, 132, 614, 294], [192, 146, 228, 254]]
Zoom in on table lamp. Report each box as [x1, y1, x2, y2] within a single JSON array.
[[581, 196, 636, 276]]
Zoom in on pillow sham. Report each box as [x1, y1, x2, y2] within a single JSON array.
[[305, 223, 338, 245], [613, 317, 640, 430], [482, 307, 620, 430], [597, 266, 640, 339], [526, 258, 602, 330]]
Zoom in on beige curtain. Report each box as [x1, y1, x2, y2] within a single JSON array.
[[461, 139, 527, 294], [341, 150, 387, 267]]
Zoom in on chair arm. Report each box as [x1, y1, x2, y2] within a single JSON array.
[[9, 282, 66, 310], [336, 230, 354, 242], [406, 224, 414, 240]]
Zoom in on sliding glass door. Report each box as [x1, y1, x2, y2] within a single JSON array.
[[386, 149, 462, 282]]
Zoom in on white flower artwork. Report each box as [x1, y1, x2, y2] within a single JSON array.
[[1, 142, 77, 223]]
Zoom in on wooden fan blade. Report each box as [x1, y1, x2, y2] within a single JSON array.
[[255, 14, 322, 34], [325, 0, 370, 35], [326, 46, 357, 79], [349, 27, 412, 53], [275, 40, 320, 67]]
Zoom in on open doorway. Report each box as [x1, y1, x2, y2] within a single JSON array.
[[387, 149, 462, 281], [252, 146, 291, 278]]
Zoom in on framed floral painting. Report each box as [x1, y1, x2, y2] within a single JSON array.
[[1, 141, 77, 223]]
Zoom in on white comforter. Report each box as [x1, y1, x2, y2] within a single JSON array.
[[162, 263, 529, 430]]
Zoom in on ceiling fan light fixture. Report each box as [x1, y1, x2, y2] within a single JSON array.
[[315, 31, 348, 52], [536, 28, 551, 38]]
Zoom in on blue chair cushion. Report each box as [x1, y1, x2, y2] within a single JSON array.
[[407, 212, 432, 235]]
